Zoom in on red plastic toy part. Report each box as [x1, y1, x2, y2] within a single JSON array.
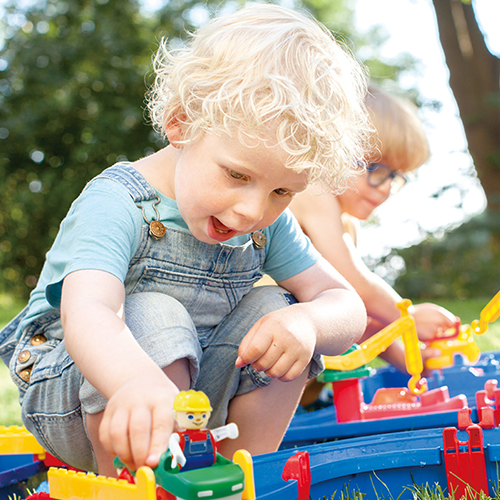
[[282, 451, 311, 500], [443, 423, 488, 499], [475, 379, 500, 426], [332, 377, 467, 423]]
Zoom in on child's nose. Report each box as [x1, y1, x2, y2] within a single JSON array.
[[234, 196, 266, 224]]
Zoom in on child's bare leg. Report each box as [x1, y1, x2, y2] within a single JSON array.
[[217, 368, 309, 458], [86, 358, 190, 476], [86, 412, 117, 476]]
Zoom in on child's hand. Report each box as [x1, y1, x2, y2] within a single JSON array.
[[98, 374, 178, 471], [409, 303, 457, 342], [235, 309, 316, 382]]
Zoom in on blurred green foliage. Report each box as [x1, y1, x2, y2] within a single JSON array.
[[393, 211, 500, 300], [0, 0, 162, 299]]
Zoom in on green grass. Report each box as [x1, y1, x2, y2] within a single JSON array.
[[0, 362, 23, 425]]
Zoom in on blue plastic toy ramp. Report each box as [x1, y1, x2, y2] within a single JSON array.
[[282, 349, 500, 449], [257, 424, 500, 500], [361, 351, 500, 407], [0, 454, 46, 500], [267, 423, 500, 500], [256, 428, 448, 500]]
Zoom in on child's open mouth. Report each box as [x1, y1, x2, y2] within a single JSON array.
[[208, 217, 236, 241], [213, 217, 231, 234]]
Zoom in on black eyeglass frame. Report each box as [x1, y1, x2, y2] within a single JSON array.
[[365, 163, 408, 191]]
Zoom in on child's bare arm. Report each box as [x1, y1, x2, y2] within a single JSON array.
[[290, 191, 456, 339], [235, 258, 366, 381], [61, 270, 179, 470]]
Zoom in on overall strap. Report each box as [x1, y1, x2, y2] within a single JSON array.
[[97, 162, 157, 202]]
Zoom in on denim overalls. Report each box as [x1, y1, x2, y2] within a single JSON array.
[[0, 163, 322, 471]]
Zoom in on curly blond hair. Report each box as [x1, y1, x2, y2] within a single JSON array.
[[147, 4, 373, 191]]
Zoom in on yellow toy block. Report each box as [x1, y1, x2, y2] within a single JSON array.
[[48, 466, 156, 500], [233, 449, 256, 500], [0, 425, 46, 457], [425, 324, 481, 370]]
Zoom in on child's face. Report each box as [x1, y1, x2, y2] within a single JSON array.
[[337, 162, 394, 220], [171, 132, 309, 244]]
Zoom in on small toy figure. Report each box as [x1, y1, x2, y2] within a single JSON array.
[[168, 390, 238, 472]]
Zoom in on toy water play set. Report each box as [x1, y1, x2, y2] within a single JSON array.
[[1, 291, 500, 500]]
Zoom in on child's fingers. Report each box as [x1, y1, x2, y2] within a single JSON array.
[[98, 408, 118, 456], [249, 342, 284, 373], [128, 407, 153, 469], [262, 352, 291, 379], [236, 325, 273, 367], [264, 352, 309, 381], [145, 404, 174, 468], [235, 325, 258, 367], [98, 413, 113, 456], [276, 359, 307, 382], [100, 408, 134, 468], [421, 346, 441, 360]]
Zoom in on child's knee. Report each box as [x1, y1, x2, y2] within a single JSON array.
[[245, 285, 298, 314]]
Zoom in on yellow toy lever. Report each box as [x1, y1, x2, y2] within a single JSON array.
[[471, 290, 500, 335], [324, 299, 425, 395]]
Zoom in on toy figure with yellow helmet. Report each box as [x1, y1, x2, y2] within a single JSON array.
[[168, 390, 239, 472]]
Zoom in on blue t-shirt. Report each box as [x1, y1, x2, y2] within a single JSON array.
[[17, 172, 321, 337]]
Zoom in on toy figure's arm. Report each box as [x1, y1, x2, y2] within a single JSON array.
[[168, 433, 186, 469], [211, 422, 239, 442]]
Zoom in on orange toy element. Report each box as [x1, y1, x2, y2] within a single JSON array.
[[233, 450, 256, 500], [472, 290, 500, 335], [370, 387, 416, 406]]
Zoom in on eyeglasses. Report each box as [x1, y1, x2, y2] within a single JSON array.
[[366, 163, 407, 193]]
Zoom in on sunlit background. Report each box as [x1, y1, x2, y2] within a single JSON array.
[[137, 0, 499, 279], [353, 0, 499, 270]]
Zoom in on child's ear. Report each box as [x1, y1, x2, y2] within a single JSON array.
[[165, 111, 185, 148]]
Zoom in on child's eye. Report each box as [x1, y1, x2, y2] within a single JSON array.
[[227, 169, 248, 181], [274, 188, 291, 196]]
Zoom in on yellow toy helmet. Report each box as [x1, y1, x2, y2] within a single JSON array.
[[173, 390, 213, 412]]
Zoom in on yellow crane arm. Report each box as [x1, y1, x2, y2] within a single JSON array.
[[324, 299, 425, 395], [472, 290, 500, 335]]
